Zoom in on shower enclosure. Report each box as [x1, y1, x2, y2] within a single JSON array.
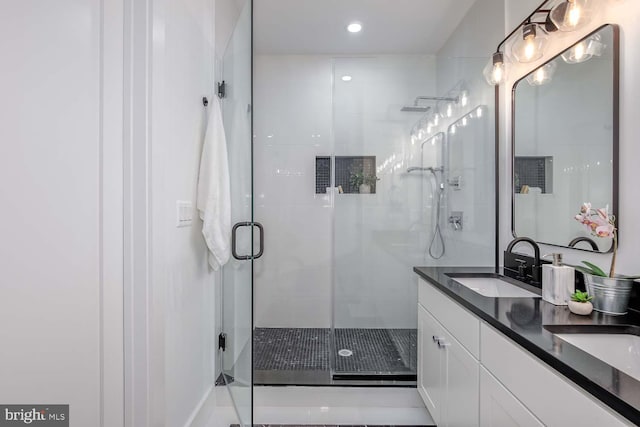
[[249, 48, 498, 385]]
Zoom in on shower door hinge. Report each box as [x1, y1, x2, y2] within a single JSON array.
[[218, 332, 227, 351], [217, 81, 226, 98]]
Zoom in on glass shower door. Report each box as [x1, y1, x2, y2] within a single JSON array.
[[220, 1, 253, 425]]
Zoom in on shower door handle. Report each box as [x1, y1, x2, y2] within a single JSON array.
[[231, 222, 264, 260]]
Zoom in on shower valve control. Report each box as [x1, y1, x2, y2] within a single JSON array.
[[448, 175, 463, 190], [448, 212, 463, 231]]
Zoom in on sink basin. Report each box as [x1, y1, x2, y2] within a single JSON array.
[[545, 325, 640, 381], [450, 276, 540, 298]]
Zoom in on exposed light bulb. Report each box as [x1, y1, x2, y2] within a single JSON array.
[[550, 0, 592, 32], [460, 90, 469, 107], [492, 63, 504, 82], [524, 36, 536, 60], [450, 124, 457, 134], [511, 24, 547, 63], [561, 33, 605, 64], [526, 61, 557, 86], [433, 112, 441, 126], [461, 117, 468, 127], [446, 103, 453, 118], [483, 52, 507, 85], [476, 107, 483, 118], [341, 75, 353, 82], [567, 1, 581, 27]]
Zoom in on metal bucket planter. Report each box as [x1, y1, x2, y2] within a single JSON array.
[[584, 275, 634, 315]]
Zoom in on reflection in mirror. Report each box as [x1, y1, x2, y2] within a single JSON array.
[[446, 105, 494, 266], [512, 25, 618, 253]]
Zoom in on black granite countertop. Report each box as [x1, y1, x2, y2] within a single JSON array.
[[413, 266, 640, 425]]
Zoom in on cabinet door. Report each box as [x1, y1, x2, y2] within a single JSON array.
[[442, 329, 480, 427], [479, 367, 543, 427], [418, 305, 444, 424]]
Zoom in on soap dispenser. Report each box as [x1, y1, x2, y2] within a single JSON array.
[[542, 253, 575, 305]]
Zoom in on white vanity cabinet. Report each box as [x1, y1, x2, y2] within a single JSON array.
[[417, 277, 633, 427], [418, 280, 480, 427], [480, 323, 631, 427], [479, 366, 543, 427]]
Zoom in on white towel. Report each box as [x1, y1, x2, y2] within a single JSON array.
[[197, 97, 231, 271]]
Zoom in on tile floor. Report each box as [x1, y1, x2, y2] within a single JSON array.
[[206, 386, 434, 427], [253, 328, 417, 385]]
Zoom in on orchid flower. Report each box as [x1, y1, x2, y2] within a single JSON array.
[[574, 203, 617, 277]]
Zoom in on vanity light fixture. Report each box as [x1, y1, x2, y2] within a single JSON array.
[[347, 22, 362, 33], [526, 60, 557, 86], [511, 23, 548, 63], [549, 0, 593, 32], [483, 0, 604, 86]]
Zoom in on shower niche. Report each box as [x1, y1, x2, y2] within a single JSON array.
[[315, 155, 377, 194]]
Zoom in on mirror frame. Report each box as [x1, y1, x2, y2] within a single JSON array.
[[510, 24, 620, 253]]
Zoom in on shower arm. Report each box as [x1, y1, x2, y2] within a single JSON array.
[[415, 96, 459, 102]]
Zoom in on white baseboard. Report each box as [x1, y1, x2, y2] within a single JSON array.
[[183, 386, 216, 427]]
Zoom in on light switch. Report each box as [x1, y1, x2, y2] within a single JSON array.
[[176, 201, 193, 227]]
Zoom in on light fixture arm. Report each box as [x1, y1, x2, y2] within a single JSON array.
[[494, 0, 553, 55]]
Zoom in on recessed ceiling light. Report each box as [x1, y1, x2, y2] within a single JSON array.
[[347, 22, 362, 33], [341, 75, 352, 82]]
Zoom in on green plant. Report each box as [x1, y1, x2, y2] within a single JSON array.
[[350, 172, 379, 188], [574, 261, 608, 278], [570, 290, 593, 303], [574, 261, 640, 279]]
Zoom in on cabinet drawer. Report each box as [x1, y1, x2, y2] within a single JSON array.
[[418, 278, 480, 358], [480, 323, 632, 427], [480, 366, 543, 427]]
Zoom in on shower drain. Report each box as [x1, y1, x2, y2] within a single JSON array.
[[338, 349, 353, 357]]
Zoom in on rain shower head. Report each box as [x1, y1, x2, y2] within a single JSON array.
[[401, 95, 461, 113], [406, 166, 443, 173], [401, 105, 431, 113]]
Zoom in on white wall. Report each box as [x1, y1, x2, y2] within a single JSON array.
[[0, 1, 124, 426], [499, 0, 640, 276], [150, 0, 218, 425], [332, 56, 437, 329], [253, 54, 436, 328], [417, 0, 505, 267]]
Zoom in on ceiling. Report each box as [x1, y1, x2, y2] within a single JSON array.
[[254, 0, 477, 55]]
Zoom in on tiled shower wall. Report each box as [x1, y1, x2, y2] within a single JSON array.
[[253, 55, 436, 328]]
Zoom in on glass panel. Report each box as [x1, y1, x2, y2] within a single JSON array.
[[445, 106, 495, 266], [332, 57, 426, 377], [220, 0, 252, 425]]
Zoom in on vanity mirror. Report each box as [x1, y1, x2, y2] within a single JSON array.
[[512, 24, 619, 253]]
